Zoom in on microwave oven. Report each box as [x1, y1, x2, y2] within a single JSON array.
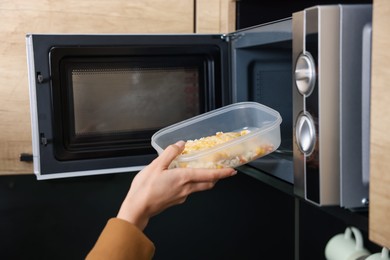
[[26, 5, 372, 209], [26, 19, 293, 181]]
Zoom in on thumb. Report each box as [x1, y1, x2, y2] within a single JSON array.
[[157, 140, 185, 168]]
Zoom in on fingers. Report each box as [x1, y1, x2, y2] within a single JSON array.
[[179, 167, 237, 183], [156, 141, 185, 168]]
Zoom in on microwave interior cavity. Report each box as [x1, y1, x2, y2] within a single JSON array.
[[230, 19, 294, 183]]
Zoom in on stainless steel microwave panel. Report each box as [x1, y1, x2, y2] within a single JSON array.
[[293, 5, 372, 208], [293, 6, 342, 206]]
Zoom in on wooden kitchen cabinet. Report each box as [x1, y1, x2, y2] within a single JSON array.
[[0, 0, 235, 175], [369, 0, 390, 249], [195, 0, 236, 33]]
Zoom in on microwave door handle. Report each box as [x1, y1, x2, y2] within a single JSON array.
[[362, 22, 372, 187]]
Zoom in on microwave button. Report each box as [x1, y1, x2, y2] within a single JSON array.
[[296, 113, 316, 155], [295, 53, 316, 96]]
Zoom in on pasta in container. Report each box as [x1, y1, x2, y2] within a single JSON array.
[[151, 102, 282, 169]]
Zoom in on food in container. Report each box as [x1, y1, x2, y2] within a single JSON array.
[[151, 102, 282, 169]]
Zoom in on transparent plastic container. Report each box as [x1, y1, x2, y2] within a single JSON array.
[[151, 102, 282, 169]]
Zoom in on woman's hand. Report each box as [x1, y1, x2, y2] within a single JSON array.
[[117, 141, 237, 230]]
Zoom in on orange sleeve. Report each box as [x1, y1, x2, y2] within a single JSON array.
[[86, 218, 155, 260]]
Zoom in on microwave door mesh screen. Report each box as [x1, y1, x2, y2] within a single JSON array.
[[71, 68, 199, 136]]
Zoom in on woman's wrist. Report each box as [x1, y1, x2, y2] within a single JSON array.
[[117, 197, 150, 231]]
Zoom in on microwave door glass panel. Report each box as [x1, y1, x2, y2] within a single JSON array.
[[53, 57, 205, 161], [72, 68, 199, 137]]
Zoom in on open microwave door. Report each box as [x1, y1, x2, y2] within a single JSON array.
[[26, 34, 229, 179]]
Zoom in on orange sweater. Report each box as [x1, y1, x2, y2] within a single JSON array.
[[86, 218, 155, 260]]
